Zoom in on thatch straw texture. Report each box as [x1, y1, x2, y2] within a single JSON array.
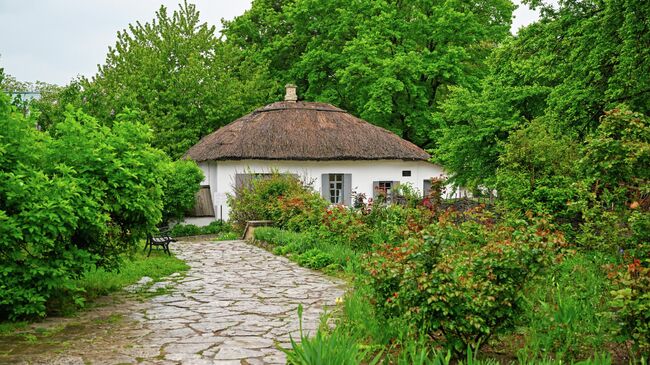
[[184, 101, 430, 162]]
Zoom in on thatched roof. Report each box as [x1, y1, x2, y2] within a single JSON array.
[[184, 100, 431, 162]]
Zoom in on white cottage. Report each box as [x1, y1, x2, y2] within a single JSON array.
[[184, 85, 451, 224]]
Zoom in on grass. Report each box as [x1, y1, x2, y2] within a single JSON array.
[[76, 243, 189, 301], [518, 251, 615, 361], [214, 231, 240, 241]]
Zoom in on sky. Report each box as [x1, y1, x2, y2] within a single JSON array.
[[0, 0, 542, 87]]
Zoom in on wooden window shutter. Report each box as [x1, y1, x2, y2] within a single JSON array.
[[423, 179, 432, 197], [188, 186, 215, 217], [343, 174, 352, 206], [372, 181, 380, 200], [321, 174, 331, 202]]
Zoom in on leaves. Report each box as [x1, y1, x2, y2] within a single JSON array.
[[223, 0, 514, 146], [0, 91, 177, 320]]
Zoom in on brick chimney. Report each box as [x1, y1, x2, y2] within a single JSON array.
[[284, 84, 297, 102]]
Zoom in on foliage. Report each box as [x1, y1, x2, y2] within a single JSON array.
[[437, 0, 650, 190], [496, 119, 581, 226], [72, 243, 188, 307], [161, 159, 203, 224], [608, 257, 650, 358], [33, 2, 274, 159], [169, 224, 202, 237], [280, 304, 382, 365], [315, 206, 374, 250], [520, 252, 615, 360], [575, 108, 650, 255], [169, 220, 233, 237], [254, 227, 359, 273], [227, 173, 327, 231], [394, 333, 452, 365], [296, 249, 334, 270], [255, 226, 303, 246], [223, 0, 514, 147], [0, 94, 168, 320], [364, 212, 562, 353]]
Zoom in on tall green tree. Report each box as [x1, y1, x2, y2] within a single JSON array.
[[436, 0, 650, 190], [223, 0, 515, 146], [35, 2, 274, 159]]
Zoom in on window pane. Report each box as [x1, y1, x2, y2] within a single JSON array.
[[328, 173, 344, 204]]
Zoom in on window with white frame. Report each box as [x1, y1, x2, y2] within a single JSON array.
[[322, 173, 351, 205], [328, 174, 343, 204]]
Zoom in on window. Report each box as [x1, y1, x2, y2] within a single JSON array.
[[321, 174, 352, 205], [402, 170, 411, 177], [374, 181, 395, 203], [329, 174, 343, 204]]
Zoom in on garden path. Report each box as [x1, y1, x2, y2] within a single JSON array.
[[126, 239, 346, 364], [2, 240, 345, 364]]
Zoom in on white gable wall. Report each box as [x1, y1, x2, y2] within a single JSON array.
[[195, 159, 458, 223]]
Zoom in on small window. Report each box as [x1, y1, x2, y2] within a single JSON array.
[[329, 174, 344, 204], [402, 170, 411, 177], [376, 181, 393, 203]]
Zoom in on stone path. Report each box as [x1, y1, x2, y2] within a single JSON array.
[[125, 240, 346, 364], [1, 240, 346, 364]]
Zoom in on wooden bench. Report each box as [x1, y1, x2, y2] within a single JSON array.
[[144, 228, 174, 257]]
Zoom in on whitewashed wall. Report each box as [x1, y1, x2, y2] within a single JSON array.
[[196, 159, 459, 222]]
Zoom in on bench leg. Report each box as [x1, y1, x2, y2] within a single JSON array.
[[148, 242, 153, 257]]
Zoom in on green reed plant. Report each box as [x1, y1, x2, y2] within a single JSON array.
[[280, 304, 382, 365]]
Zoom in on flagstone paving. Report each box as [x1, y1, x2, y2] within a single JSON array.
[[127, 239, 346, 365], [2, 240, 346, 364]]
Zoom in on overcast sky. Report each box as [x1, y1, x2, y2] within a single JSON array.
[[0, 0, 542, 86]]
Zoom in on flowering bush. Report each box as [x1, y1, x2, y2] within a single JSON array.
[[227, 173, 327, 231], [316, 205, 374, 250], [364, 211, 562, 354]]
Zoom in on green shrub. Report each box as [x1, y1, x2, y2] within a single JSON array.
[[169, 221, 233, 237], [202, 220, 231, 234], [316, 205, 375, 250], [608, 258, 650, 358], [575, 108, 650, 255], [255, 227, 313, 256], [169, 224, 203, 237], [365, 212, 561, 354], [296, 249, 334, 269], [161, 159, 204, 224], [496, 119, 580, 227], [227, 172, 327, 231], [0, 98, 170, 320]]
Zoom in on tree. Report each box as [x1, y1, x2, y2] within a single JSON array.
[[223, 0, 515, 147], [35, 2, 274, 159], [436, 0, 650, 190]]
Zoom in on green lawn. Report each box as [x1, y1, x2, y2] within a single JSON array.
[[77, 243, 189, 301]]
